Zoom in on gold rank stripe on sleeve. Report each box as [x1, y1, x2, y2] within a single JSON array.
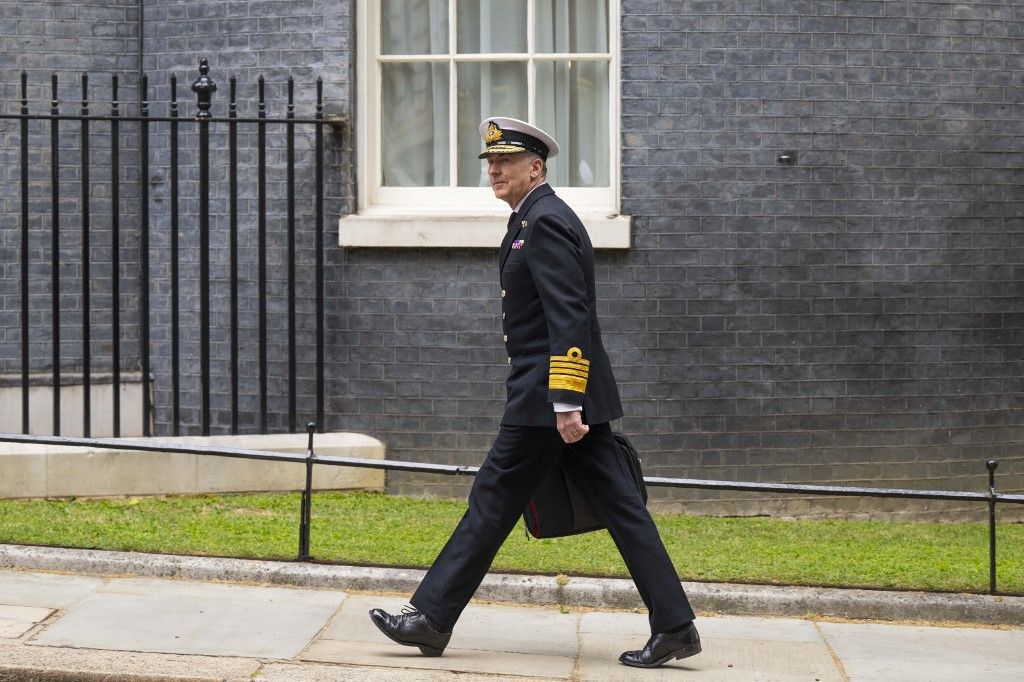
[[550, 375, 587, 392], [549, 347, 590, 394]]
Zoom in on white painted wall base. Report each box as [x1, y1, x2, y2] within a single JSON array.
[[0, 432, 386, 499], [0, 374, 149, 437]]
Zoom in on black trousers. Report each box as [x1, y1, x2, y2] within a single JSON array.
[[410, 422, 695, 633]]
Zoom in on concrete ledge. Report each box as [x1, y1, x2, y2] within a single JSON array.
[[0, 432, 385, 498], [339, 212, 631, 248], [2, 545, 1020, 626]]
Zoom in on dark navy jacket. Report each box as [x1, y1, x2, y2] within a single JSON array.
[[498, 183, 623, 427]]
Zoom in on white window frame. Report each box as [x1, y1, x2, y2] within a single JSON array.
[[341, 0, 630, 248]]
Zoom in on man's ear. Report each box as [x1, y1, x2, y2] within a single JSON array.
[[531, 156, 544, 178]]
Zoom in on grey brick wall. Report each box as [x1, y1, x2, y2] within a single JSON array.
[[140, 0, 354, 433], [611, 0, 1024, 518], [1, 0, 1021, 518], [377, 0, 1024, 519], [0, 1, 143, 386]]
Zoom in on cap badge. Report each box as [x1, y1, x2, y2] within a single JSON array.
[[485, 122, 503, 143]]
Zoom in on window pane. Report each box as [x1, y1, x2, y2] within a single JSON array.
[[457, 0, 527, 53], [535, 0, 608, 53], [382, 62, 450, 186], [535, 61, 609, 187], [381, 0, 449, 55], [457, 62, 527, 186]]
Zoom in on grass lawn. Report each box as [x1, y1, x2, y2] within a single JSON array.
[[0, 490, 1020, 595]]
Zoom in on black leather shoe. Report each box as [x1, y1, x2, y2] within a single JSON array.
[[619, 622, 701, 668], [369, 606, 452, 657]]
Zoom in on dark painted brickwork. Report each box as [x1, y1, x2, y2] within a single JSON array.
[[612, 0, 1024, 517], [329, 249, 511, 499], [0, 1, 354, 434], [1, 1, 1021, 518], [0, 1, 142, 383], [138, 0, 353, 433], [0, 1, 138, 77]]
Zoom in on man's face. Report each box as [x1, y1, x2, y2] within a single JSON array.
[[487, 152, 541, 208]]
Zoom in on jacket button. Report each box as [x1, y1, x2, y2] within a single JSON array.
[[507, 356, 511, 364], [502, 312, 505, 319], [501, 289, 506, 297], [503, 335, 508, 342]]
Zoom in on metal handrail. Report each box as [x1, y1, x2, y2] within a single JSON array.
[[647, 475, 1024, 504], [1, 426, 1020, 594]]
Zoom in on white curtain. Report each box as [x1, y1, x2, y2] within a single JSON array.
[[380, 0, 608, 188], [535, 0, 609, 187], [457, 0, 528, 186], [381, 0, 449, 186]]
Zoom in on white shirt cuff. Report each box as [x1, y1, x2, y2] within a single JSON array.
[[553, 402, 582, 413]]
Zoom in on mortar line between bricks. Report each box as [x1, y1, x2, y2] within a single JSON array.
[[813, 620, 850, 682]]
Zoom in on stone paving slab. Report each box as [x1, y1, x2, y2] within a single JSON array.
[[31, 577, 347, 659], [576, 612, 843, 682], [328, 594, 580, 657], [304, 595, 576, 679], [1, 567, 1023, 681], [819, 621, 1024, 681], [690, 617, 841, 682], [0, 570, 105, 609], [0, 604, 53, 639], [0, 640, 259, 681], [255, 662, 555, 681], [302, 639, 575, 680]]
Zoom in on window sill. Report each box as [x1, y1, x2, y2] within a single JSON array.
[[338, 212, 631, 249]]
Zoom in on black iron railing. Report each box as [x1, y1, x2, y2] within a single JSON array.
[[1, 59, 339, 438], [1, 428, 1021, 596]]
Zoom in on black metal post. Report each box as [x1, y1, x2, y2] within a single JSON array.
[[987, 459, 998, 595], [169, 75, 181, 436], [257, 76, 268, 433], [139, 74, 151, 437], [298, 421, 317, 560], [228, 75, 239, 435], [20, 72, 30, 434], [50, 73, 61, 435], [314, 77, 325, 432], [80, 74, 91, 437], [192, 59, 216, 436], [110, 74, 121, 437], [286, 78, 297, 433]]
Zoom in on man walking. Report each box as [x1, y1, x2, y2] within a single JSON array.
[[370, 118, 700, 669]]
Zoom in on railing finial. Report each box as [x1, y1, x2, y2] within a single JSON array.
[[306, 421, 316, 452], [191, 58, 217, 119]]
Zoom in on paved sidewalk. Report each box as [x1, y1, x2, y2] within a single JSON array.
[[2, 567, 1023, 681]]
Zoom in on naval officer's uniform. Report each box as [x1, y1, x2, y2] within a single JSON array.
[[407, 119, 696, 636]]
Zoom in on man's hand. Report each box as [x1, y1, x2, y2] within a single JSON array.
[[556, 410, 589, 444]]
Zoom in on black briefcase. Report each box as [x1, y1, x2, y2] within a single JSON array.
[[522, 432, 648, 539]]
